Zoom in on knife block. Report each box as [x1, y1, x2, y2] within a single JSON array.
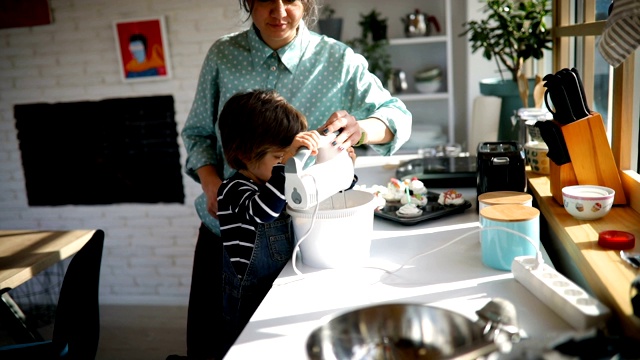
[[548, 112, 626, 205], [549, 162, 578, 204]]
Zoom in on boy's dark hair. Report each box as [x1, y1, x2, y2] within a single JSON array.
[[219, 89, 308, 170]]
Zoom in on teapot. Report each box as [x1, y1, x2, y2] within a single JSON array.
[[401, 9, 440, 37], [388, 69, 408, 94]]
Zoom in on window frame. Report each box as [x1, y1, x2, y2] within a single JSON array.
[[552, 0, 640, 213]]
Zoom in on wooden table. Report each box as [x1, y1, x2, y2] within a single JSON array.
[[526, 172, 640, 340], [0, 229, 98, 342]]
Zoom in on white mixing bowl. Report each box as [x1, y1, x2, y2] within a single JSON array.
[[288, 190, 376, 269]]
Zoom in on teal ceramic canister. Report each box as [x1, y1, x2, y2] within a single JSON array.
[[479, 204, 540, 271]]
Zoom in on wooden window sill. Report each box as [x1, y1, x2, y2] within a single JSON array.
[[526, 170, 640, 339]]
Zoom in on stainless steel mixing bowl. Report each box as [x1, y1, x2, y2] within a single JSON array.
[[306, 303, 502, 360]]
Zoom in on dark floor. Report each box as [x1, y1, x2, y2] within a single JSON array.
[[96, 305, 188, 360], [1, 305, 188, 360]]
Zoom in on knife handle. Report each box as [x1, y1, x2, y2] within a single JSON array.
[[543, 77, 576, 124], [570, 68, 591, 114], [558, 69, 589, 120]]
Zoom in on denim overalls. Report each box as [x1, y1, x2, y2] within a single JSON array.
[[220, 212, 294, 350]]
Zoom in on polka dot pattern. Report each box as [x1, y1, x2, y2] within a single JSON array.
[[182, 22, 412, 232]]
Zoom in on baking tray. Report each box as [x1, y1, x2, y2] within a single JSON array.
[[374, 191, 472, 225]]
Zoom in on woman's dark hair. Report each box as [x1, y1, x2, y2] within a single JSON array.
[[219, 89, 308, 171], [238, 0, 318, 27]]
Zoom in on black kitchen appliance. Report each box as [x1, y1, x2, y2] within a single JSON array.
[[477, 141, 527, 199], [395, 156, 477, 188]]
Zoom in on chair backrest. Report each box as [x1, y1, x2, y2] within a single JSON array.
[[469, 95, 502, 156], [52, 229, 104, 359]]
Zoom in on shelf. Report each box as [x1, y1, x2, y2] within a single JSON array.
[[389, 35, 447, 46], [527, 170, 640, 340], [324, 0, 455, 149], [395, 92, 449, 102]]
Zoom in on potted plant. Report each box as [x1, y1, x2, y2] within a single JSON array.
[[346, 9, 391, 85], [461, 0, 552, 140], [317, 4, 343, 41]]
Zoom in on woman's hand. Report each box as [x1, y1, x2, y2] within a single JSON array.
[[346, 146, 357, 165], [318, 111, 394, 150], [196, 165, 223, 218], [317, 110, 360, 150]]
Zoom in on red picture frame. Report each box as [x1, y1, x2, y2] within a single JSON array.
[[113, 16, 171, 82]]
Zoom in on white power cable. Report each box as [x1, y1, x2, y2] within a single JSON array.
[[291, 174, 320, 276], [366, 225, 544, 277], [290, 213, 544, 280]]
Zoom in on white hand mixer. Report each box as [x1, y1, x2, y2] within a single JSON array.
[[284, 132, 355, 210]]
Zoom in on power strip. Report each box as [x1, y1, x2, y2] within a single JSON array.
[[511, 256, 610, 330]]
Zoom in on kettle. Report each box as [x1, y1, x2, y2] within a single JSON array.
[[401, 9, 440, 37], [388, 69, 408, 94]]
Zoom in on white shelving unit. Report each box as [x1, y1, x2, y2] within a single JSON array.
[[319, 0, 455, 154]]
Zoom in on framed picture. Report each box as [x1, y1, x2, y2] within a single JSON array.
[[0, 0, 52, 29], [113, 16, 171, 82]]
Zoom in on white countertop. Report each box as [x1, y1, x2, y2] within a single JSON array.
[[225, 156, 579, 359]]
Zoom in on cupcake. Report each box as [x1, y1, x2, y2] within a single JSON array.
[[382, 178, 406, 205], [437, 189, 465, 206], [400, 191, 428, 207], [396, 203, 423, 218], [408, 177, 428, 196]]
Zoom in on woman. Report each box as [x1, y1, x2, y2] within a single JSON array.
[[178, 0, 411, 358]]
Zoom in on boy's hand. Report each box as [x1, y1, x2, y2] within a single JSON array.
[[283, 130, 320, 163]]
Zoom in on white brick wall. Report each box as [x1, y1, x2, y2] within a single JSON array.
[[0, 0, 248, 305]]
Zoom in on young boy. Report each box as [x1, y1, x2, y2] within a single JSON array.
[[215, 89, 321, 356]]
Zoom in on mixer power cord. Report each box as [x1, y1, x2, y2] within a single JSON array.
[[290, 191, 545, 280]]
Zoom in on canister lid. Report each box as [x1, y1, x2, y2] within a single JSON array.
[[478, 191, 532, 206], [480, 204, 540, 222]]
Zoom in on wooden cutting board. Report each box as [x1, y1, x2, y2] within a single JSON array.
[[560, 113, 626, 204]]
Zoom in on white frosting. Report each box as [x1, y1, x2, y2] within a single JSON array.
[[408, 178, 427, 194], [437, 190, 465, 206], [400, 192, 428, 206], [382, 178, 406, 202], [352, 184, 387, 210], [396, 203, 423, 217]]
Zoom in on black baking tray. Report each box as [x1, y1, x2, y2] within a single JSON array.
[[374, 191, 472, 225]]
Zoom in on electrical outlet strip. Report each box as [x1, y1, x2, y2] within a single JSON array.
[[511, 256, 610, 330]]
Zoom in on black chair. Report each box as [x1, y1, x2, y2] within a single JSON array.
[[0, 229, 105, 359]]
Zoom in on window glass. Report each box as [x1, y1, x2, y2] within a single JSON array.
[[593, 0, 612, 128], [595, 0, 611, 20], [593, 35, 611, 128]]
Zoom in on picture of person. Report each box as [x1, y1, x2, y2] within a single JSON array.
[[125, 33, 166, 78], [114, 17, 171, 81]]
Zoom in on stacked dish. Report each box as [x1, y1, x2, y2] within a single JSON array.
[[524, 141, 550, 174], [414, 67, 442, 94], [562, 185, 615, 220]]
